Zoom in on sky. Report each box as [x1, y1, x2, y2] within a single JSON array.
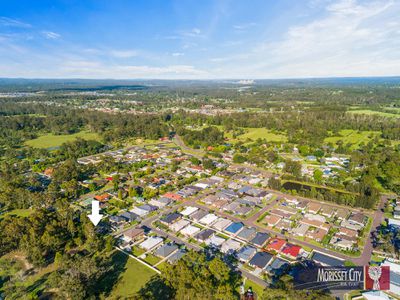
[[0, 0, 399, 79]]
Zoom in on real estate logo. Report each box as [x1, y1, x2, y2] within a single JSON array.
[[365, 266, 390, 290], [293, 265, 390, 290]]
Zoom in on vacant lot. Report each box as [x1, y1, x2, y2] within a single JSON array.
[[25, 131, 101, 149], [107, 251, 156, 299], [324, 129, 381, 149], [224, 127, 287, 143], [0, 208, 33, 220], [347, 109, 400, 118]]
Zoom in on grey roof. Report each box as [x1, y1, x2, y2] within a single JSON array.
[[237, 227, 257, 241], [190, 209, 208, 221], [250, 232, 270, 246], [167, 249, 186, 263], [154, 243, 178, 258], [249, 252, 273, 269], [139, 204, 158, 212], [119, 211, 138, 222], [237, 246, 257, 262], [266, 258, 289, 274]]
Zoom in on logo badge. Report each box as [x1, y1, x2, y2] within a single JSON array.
[[365, 266, 390, 290]]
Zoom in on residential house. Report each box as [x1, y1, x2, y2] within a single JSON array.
[[251, 232, 270, 247], [199, 213, 219, 226], [170, 219, 190, 232], [249, 252, 274, 270], [149, 197, 171, 208], [180, 225, 201, 236], [205, 235, 226, 247], [237, 246, 257, 263], [281, 244, 302, 259], [195, 229, 215, 243], [236, 227, 257, 242], [305, 228, 327, 242], [160, 212, 182, 226], [335, 208, 349, 220], [265, 238, 286, 253], [167, 249, 186, 263], [119, 211, 138, 222], [275, 219, 292, 232], [122, 227, 144, 242], [180, 206, 199, 217], [320, 205, 336, 218], [221, 239, 242, 254], [212, 218, 232, 231], [307, 202, 321, 214], [224, 222, 244, 235], [234, 206, 253, 216], [264, 214, 282, 227], [162, 192, 182, 201], [190, 209, 208, 222], [266, 258, 289, 276], [270, 209, 292, 219], [154, 243, 178, 258], [348, 212, 366, 227], [139, 236, 164, 251], [330, 235, 354, 251], [292, 224, 309, 237]]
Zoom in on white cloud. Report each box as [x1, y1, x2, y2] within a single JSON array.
[[212, 0, 400, 78], [172, 52, 184, 57], [42, 31, 61, 40], [0, 17, 32, 28]]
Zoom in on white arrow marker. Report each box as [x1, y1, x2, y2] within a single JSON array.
[[88, 200, 103, 226]]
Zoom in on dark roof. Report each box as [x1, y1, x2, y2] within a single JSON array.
[[312, 252, 344, 266], [250, 232, 270, 246], [161, 212, 182, 224], [154, 243, 178, 258], [195, 229, 215, 241], [249, 252, 273, 269], [225, 222, 244, 234]]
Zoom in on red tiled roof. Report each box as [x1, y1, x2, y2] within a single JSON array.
[[266, 238, 286, 251], [163, 192, 182, 201], [281, 244, 302, 258]]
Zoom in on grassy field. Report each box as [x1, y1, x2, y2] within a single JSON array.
[[324, 129, 381, 149], [0, 208, 33, 219], [243, 279, 265, 298], [348, 109, 400, 118], [107, 251, 157, 299], [0, 252, 56, 296], [224, 127, 287, 143], [25, 131, 101, 149]]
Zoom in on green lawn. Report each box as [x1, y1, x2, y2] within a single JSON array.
[[143, 254, 162, 266], [25, 131, 101, 149], [107, 251, 157, 299], [243, 278, 265, 298], [324, 129, 381, 149], [0, 208, 33, 219], [347, 109, 400, 118], [230, 127, 288, 143]]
